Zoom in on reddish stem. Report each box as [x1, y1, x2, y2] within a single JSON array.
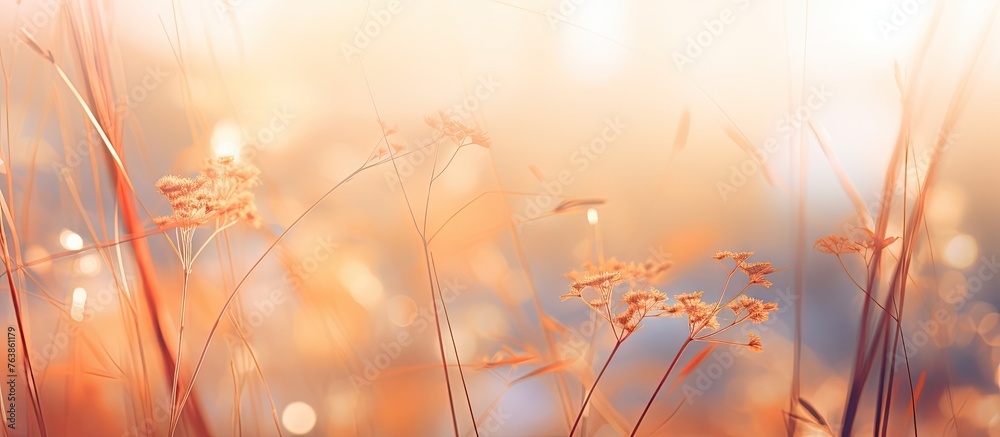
[[630, 338, 692, 436]]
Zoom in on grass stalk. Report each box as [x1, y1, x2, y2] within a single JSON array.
[[630, 337, 692, 436], [569, 340, 623, 436]]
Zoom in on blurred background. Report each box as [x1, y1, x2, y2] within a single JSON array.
[[1, 0, 999, 435]]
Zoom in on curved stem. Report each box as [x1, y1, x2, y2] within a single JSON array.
[[190, 221, 236, 264], [630, 337, 692, 436], [696, 315, 749, 340], [569, 340, 624, 436], [431, 143, 467, 182]]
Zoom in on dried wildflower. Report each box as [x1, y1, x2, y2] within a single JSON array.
[[613, 308, 640, 333], [614, 288, 669, 334], [713, 251, 754, 263], [622, 287, 667, 308], [660, 291, 720, 331], [562, 270, 665, 339], [565, 259, 621, 282], [568, 271, 622, 292], [630, 258, 674, 284], [425, 111, 493, 148], [567, 249, 780, 436], [564, 256, 673, 286], [202, 157, 262, 228], [814, 235, 861, 254], [626, 250, 780, 435], [153, 175, 213, 228], [740, 261, 777, 288], [728, 295, 779, 323], [561, 271, 620, 303], [740, 261, 776, 276], [380, 121, 399, 136], [747, 332, 763, 352], [154, 157, 262, 230], [816, 228, 898, 256], [855, 227, 899, 251]]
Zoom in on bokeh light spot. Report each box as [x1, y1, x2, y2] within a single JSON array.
[[59, 229, 84, 251], [281, 401, 317, 435], [944, 234, 978, 269], [387, 295, 418, 327]]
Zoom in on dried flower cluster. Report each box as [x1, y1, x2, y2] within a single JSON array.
[[815, 227, 899, 256], [747, 332, 763, 352], [560, 271, 667, 338], [154, 157, 262, 229], [728, 295, 779, 324], [660, 291, 721, 331], [564, 255, 673, 287], [153, 175, 213, 228], [370, 121, 407, 162], [653, 251, 780, 350], [740, 261, 777, 288], [425, 111, 493, 148], [712, 251, 754, 263], [814, 234, 861, 255], [614, 288, 668, 333], [563, 251, 780, 352]]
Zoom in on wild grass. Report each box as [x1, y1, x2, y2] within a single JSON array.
[[0, 0, 997, 436]]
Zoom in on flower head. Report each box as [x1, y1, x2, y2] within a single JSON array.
[[566, 271, 622, 294], [747, 332, 763, 352], [564, 256, 672, 286], [660, 291, 720, 331], [426, 111, 493, 148], [154, 156, 262, 229], [713, 251, 754, 263], [613, 307, 640, 333], [815, 229, 898, 256], [153, 175, 213, 228], [622, 287, 668, 308], [562, 270, 665, 338], [740, 261, 777, 288], [561, 271, 620, 304], [855, 227, 899, 251], [814, 235, 861, 254], [202, 157, 262, 227], [728, 295, 779, 323]]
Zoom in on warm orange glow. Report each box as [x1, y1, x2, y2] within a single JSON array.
[[3, 0, 998, 434]]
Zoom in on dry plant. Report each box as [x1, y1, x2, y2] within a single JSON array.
[[152, 156, 262, 434], [378, 107, 494, 435], [802, 3, 997, 432], [559, 255, 672, 435], [2, 0, 996, 435], [559, 251, 779, 436]]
